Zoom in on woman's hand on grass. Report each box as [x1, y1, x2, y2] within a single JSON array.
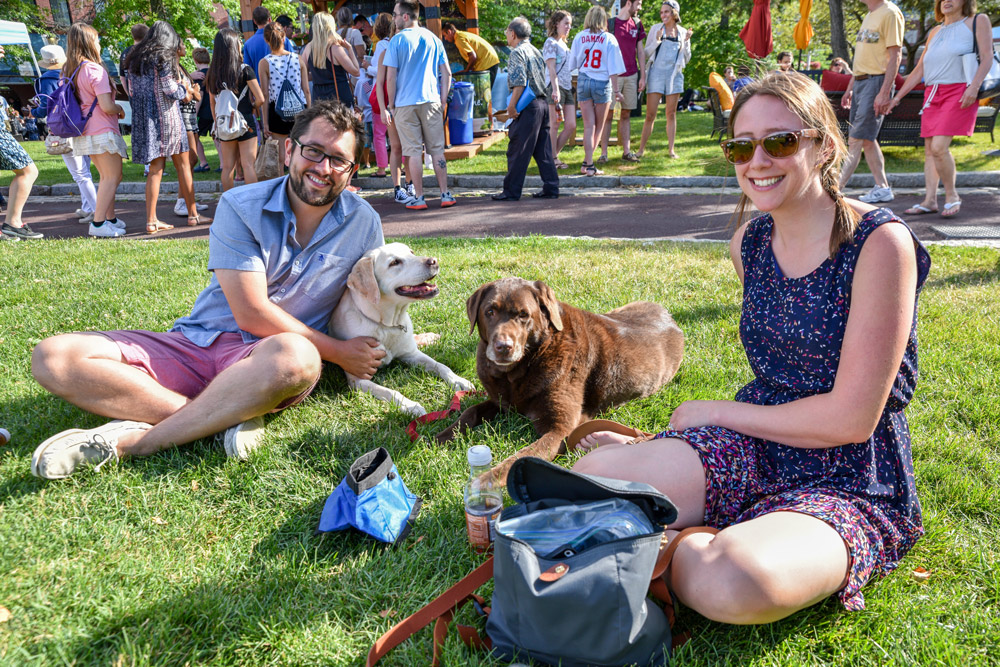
[[668, 400, 723, 431]]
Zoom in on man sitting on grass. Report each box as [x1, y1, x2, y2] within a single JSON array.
[[30, 101, 386, 479]]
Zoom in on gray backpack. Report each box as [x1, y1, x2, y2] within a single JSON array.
[[367, 457, 717, 667]]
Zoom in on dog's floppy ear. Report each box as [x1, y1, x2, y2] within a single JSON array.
[[533, 280, 563, 332], [466, 283, 490, 339], [347, 256, 382, 322]]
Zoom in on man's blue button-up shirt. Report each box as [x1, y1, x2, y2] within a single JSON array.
[[171, 176, 384, 347]]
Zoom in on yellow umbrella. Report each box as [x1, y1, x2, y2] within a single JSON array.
[[794, 0, 814, 51]]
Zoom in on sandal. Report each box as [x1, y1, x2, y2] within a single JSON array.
[[581, 163, 604, 176], [903, 204, 938, 215], [941, 200, 961, 217], [187, 214, 211, 227], [145, 220, 173, 234], [622, 151, 641, 163], [596, 155, 608, 165], [554, 159, 569, 169], [565, 419, 654, 451]]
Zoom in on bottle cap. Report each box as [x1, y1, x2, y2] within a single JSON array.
[[467, 444, 492, 467]]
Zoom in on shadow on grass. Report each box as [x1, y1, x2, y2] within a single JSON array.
[[923, 255, 1000, 289]]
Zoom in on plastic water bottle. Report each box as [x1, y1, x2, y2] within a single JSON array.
[[464, 445, 502, 553]]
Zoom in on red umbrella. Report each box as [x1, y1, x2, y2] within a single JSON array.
[[740, 0, 774, 60]]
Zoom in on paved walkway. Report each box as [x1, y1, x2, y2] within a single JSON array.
[[15, 183, 1000, 246]]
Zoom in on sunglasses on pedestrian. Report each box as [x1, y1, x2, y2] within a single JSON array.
[[720, 129, 821, 165], [293, 139, 356, 173]]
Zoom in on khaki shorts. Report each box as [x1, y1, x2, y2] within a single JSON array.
[[619, 73, 639, 110], [393, 102, 446, 157]]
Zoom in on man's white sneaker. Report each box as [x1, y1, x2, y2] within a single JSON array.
[[31, 420, 152, 479], [110, 218, 126, 230], [78, 211, 94, 224], [858, 186, 894, 203], [89, 222, 125, 237], [222, 416, 265, 460]]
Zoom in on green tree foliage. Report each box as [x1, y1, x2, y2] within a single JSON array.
[[0, 0, 48, 29], [90, 0, 301, 63]]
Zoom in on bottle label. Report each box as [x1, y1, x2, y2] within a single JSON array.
[[465, 504, 502, 553]]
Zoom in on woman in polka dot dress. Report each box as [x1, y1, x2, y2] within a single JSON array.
[[572, 71, 930, 622]]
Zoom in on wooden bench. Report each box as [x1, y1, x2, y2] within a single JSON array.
[[826, 90, 999, 146]]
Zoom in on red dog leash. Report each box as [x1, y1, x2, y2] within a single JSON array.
[[405, 390, 483, 442]]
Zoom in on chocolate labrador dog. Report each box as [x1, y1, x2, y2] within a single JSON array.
[[437, 277, 684, 483]]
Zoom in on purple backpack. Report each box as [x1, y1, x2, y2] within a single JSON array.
[[46, 64, 98, 138]]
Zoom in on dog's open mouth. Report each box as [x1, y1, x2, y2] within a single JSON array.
[[395, 282, 439, 299]]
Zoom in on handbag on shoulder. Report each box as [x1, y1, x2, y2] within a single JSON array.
[[961, 14, 1000, 100]]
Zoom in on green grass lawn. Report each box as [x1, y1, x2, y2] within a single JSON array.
[[10, 112, 998, 187], [1, 237, 998, 666]]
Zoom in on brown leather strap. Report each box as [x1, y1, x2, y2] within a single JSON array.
[[367, 557, 493, 667], [651, 526, 719, 582], [648, 526, 720, 648]]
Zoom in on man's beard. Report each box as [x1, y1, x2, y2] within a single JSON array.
[[289, 167, 343, 207]]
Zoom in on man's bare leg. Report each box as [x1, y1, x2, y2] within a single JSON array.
[[32, 332, 321, 457], [32, 333, 190, 424]]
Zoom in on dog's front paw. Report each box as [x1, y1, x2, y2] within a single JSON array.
[[400, 401, 427, 418], [450, 376, 475, 392], [413, 332, 441, 347]]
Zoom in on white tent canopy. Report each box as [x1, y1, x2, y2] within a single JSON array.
[[0, 20, 40, 78]]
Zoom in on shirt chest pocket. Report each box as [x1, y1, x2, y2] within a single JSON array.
[[294, 253, 355, 303]]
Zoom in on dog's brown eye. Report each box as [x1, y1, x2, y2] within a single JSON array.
[[519, 311, 529, 320], [485, 307, 495, 318], [389, 259, 402, 267]]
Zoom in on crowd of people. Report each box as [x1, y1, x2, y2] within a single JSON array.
[[1, 0, 993, 242]]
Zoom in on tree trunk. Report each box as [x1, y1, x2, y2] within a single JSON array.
[[828, 0, 850, 61]]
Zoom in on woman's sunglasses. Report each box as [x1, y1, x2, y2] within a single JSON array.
[[721, 129, 821, 165]]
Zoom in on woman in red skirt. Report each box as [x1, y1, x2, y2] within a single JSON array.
[[889, 0, 995, 218]]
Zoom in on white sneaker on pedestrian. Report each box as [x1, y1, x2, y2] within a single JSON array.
[[859, 186, 894, 203], [31, 420, 152, 479], [74, 208, 88, 218], [406, 182, 416, 198], [78, 211, 94, 224], [173, 199, 187, 217], [222, 416, 265, 460], [89, 222, 125, 238]]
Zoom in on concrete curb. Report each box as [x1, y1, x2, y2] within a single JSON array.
[[8, 171, 1000, 197]]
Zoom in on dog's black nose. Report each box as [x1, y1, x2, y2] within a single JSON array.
[[494, 339, 513, 354], [426, 257, 438, 268]]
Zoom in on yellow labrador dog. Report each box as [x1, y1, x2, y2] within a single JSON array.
[[329, 243, 474, 416]]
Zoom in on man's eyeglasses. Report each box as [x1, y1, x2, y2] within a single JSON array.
[[720, 129, 820, 165], [293, 139, 356, 173]]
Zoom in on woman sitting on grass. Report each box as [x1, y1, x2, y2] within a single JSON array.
[[572, 71, 930, 621]]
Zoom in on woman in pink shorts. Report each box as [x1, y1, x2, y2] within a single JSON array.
[[890, 0, 995, 218], [572, 71, 930, 623]]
